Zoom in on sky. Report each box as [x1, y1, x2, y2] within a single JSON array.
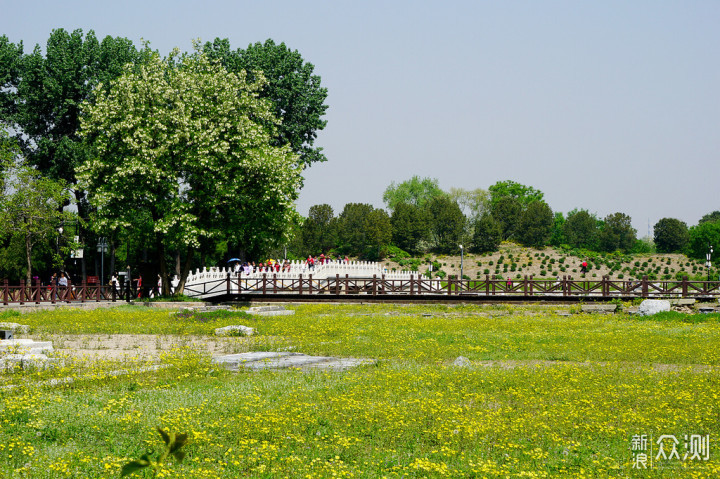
[[3, 0, 719, 237]]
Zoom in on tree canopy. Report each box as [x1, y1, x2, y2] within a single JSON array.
[[653, 218, 690, 254], [78, 49, 301, 293], [383, 176, 445, 212], [203, 38, 328, 169], [599, 212, 636, 252], [488, 180, 544, 208]]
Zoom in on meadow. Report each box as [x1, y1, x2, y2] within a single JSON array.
[[0, 303, 719, 478]]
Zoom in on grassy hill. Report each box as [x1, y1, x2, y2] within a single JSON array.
[[382, 242, 716, 282]]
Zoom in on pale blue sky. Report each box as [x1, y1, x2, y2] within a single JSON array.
[[3, 0, 719, 235]]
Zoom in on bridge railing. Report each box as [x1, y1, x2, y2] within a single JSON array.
[[186, 274, 720, 300]]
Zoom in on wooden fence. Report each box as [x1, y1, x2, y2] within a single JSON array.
[[3, 275, 720, 305]]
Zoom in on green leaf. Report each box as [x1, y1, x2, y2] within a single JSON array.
[[157, 427, 170, 445], [120, 457, 151, 477]]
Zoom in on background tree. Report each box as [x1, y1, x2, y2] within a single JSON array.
[[563, 210, 600, 249], [517, 200, 554, 248], [490, 196, 522, 240], [488, 180, 544, 208], [301, 204, 337, 255], [203, 38, 328, 169], [448, 187, 489, 221], [688, 221, 720, 261], [364, 209, 392, 260], [79, 49, 301, 294], [472, 214, 502, 253], [382, 176, 445, 212], [337, 203, 391, 259], [427, 196, 465, 254], [599, 212, 636, 252], [699, 211, 720, 225], [653, 218, 690, 253], [549, 212, 566, 247], [0, 167, 72, 283], [390, 202, 430, 255]]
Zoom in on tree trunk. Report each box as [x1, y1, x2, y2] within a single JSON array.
[[174, 246, 194, 295], [25, 233, 33, 284]]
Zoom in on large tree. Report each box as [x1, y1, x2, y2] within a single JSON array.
[[203, 38, 328, 169], [517, 200, 554, 248], [488, 180, 544, 208], [427, 196, 465, 254], [563, 209, 600, 250], [599, 212, 636, 252], [337, 203, 391, 259], [688, 221, 720, 261], [653, 218, 690, 253], [383, 176, 445, 212], [390, 202, 430, 255], [78, 49, 302, 294], [490, 196, 522, 241], [0, 166, 72, 283], [472, 214, 502, 253], [302, 204, 337, 255]]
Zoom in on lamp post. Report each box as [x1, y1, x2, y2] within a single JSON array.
[[459, 244, 464, 281], [57, 226, 64, 271], [97, 237, 108, 285], [707, 244, 714, 282]]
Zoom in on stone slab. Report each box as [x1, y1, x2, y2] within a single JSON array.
[[0, 339, 53, 355], [638, 299, 671, 316], [581, 304, 618, 313], [0, 322, 30, 334], [215, 325, 255, 336], [213, 351, 375, 372], [248, 310, 295, 317]]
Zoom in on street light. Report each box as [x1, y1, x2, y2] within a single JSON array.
[[707, 244, 714, 282], [97, 237, 108, 285], [459, 244, 464, 281]]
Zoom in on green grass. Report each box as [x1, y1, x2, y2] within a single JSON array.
[[1, 303, 719, 477]]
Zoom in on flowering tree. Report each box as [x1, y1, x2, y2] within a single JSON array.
[[78, 49, 302, 294]]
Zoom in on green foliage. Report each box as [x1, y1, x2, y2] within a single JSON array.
[[699, 211, 720, 225], [688, 221, 720, 261], [121, 428, 189, 477], [382, 176, 445, 212], [653, 218, 690, 253], [517, 200, 554, 248], [203, 38, 328, 169], [337, 203, 391, 260], [301, 204, 337, 255], [471, 214, 502, 253], [427, 196, 465, 254], [390, 202, 430, 255], [599, 212, 636, 252], [563, 210, 599, 250], [490, 196, 522, 240], [488, 180, 544, 207], [79, 48, 302, 293]]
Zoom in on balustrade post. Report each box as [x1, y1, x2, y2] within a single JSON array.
[[81, 281, 87, 302], [447, 277, 452, 296], [682, 276, 688, 297], [381, 274, 386, 295], [3, 279, 8, 305], [273, 274, 277, 294], [299, 274, 303, 295], [563, 276, 568, 296], [523, 275, 528, 296], [309, 274, 313, 294], [335, 274, 340, 295], [19, 279, 25, 305], [262, 274, 267, 295], [34, 277, 41, 304], [486, 275, 490, 296], [345, 274, 349, 295], [410, 274, 415, 295], [372, 275, 377, 296], [642, 276, 649, 298]]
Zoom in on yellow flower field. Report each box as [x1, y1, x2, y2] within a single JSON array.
[[0, 303, 718, 477]]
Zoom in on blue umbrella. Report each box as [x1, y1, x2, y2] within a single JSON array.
[[227, 258, 241, 263]]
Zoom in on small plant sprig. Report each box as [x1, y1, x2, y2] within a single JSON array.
[[121, 428, 189, 477]]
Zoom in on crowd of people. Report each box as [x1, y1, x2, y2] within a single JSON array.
[[230, 254, 351, 275]]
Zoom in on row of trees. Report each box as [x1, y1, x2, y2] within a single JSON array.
[[0, 29, 329, 288], [289, 177, 719, 263]]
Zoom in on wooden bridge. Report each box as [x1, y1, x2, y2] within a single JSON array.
[[3, 275, 719, 306]]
